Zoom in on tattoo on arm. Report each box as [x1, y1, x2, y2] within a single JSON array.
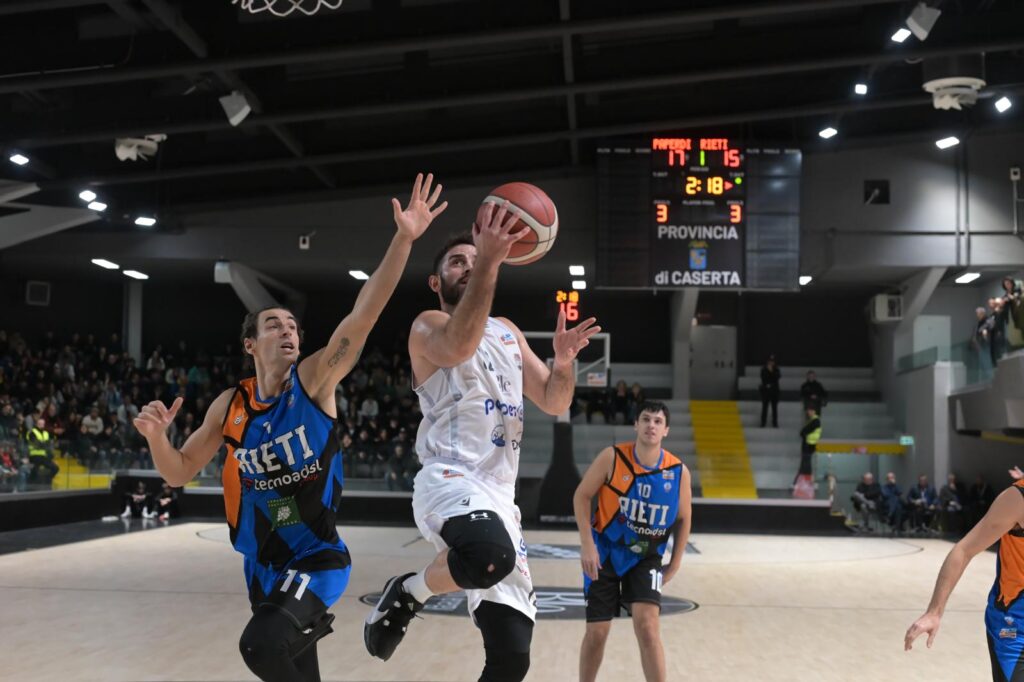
[[326, 338, 351, 368]]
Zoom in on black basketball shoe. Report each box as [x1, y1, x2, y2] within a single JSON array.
[[364, 572, 423, 661]]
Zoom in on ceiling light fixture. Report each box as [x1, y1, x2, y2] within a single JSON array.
[[569, 265, 585, 276], [123, 270, 149, 280], [935, 136, 960, 149], [995, 96, 1012, 113], [818, 127, 838, 139], [571, 280, 587, 290], [87, 201, 108, 211], [348, 270, 369, 280], [854, 83, 868, 96], [79, 190, 97, 202], [91, 259, 119, 270], [906, 2, 941, 41], [134, 217, 157, 227], [799, 276, 813, 286], [891, 28, 912, 43], [9, 153, 29, 166]]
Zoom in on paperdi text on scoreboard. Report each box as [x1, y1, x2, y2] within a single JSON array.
[[650, 137, 745, 288]]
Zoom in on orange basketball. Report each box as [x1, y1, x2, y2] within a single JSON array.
[[475, 182, 559, 265]]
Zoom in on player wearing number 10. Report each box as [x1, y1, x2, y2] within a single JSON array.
[[573, 401, 692, 682], [132, 174, 447, 682]]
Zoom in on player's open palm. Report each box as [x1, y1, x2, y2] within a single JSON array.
[[904, 611, 941, 651], [553, 309, 601, 364], [473, 200, 526, 263], [133, 396, 183, 440], [392, 172, 448, 241]]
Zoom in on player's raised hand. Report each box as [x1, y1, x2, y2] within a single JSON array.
[[472, 200, 527, 264], [392, 172, 448, 241], [904, 611, 941, 651], [133, 397, 183, 441], [552, 309, 601, 365]]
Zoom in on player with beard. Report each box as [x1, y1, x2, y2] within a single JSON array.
[[133, 174, 447, 682], [364, 201, 600, 682]]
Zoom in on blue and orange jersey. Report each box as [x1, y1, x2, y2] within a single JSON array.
[[988, 481, 1024, 613], [591, 442, 683, 577], [221, 365, 346, 569]]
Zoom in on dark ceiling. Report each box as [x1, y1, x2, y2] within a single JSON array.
[[2, 0, 1023, 223]]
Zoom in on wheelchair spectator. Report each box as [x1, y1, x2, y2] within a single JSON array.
[[882, 471, 906, 531], [907, 474, 939, 533], [851, 471, 883, 528]]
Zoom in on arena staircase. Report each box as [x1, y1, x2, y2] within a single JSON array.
[[50, 453, 111, 490], [688, 401, 757, 499]]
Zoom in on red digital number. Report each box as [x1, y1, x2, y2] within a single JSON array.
[[656, 204, 669, 223], [730, 204, 742, 223], [724, 149, 741, 168], [560, 301, 579, 322]]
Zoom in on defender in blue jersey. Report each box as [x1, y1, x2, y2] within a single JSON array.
[[133, 174, 447, 682], [573, 401, 692, 682]]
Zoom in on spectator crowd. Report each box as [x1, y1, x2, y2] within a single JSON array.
[[851, 470, 993, 536], [972, 277, 1023, 369], [0, 328, 423, 492]]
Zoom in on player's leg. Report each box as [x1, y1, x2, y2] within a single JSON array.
[[474, 600, 533, 682], [581, 562, 620, 682], [365, 508, 517, 660], [579, 621, 612, 682], [623, 556, 667, 682], [630, 602, 666, 682], [240, 552, 348, 682]]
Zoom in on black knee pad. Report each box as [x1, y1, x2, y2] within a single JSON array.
[[441, 510, 517, 590], [480, 650, 530, 682], [239, 606, 334, 680]]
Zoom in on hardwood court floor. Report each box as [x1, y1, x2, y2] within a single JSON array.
[[0, 522, 994, 681]]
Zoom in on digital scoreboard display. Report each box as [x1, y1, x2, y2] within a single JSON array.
[[596, 137, 801, 290], [651, 137, 745, 287]]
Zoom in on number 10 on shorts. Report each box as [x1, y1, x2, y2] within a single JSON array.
[[649, 568, 663, 593]]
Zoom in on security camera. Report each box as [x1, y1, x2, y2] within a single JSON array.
[[1012, 167, 1021, 181], [115, 134, 167, 162]]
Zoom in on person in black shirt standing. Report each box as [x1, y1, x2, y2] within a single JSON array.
[[800, 370, 828, 413], [759, 354, 780, 428]]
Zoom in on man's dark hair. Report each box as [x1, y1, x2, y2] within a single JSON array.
[[431, 232, 475, 275], [239, 306, 304, 369], [635, 400, 670, 426]]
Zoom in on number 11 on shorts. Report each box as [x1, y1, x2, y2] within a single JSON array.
[[280, 569, 311, 600], [649, 568, 663, 593]]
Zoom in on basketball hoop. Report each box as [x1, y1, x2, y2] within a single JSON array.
[[233, 0, 344, 17]]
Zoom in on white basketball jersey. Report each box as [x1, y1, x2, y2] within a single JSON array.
[[414, 318, 525, 487]]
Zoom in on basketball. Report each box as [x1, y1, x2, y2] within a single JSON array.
[[475, 182, 559, 266]]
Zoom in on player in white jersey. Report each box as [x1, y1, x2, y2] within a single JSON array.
[[364, 201, 600, 681]]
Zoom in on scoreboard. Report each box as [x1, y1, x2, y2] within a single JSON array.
[[596, 137, 801, 290]]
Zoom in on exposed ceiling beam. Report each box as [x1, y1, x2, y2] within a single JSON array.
[[0, 0, 105, 15], [53, 91, 961, 189], [135, 0, 335, 189], [559, 0, 579, 166], [0, 0, 906, 95], [10, 36, 1024, 149]]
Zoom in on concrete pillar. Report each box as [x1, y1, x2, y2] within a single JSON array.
[[669, 290, 699, 400], [123, 281, 144, 365]]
